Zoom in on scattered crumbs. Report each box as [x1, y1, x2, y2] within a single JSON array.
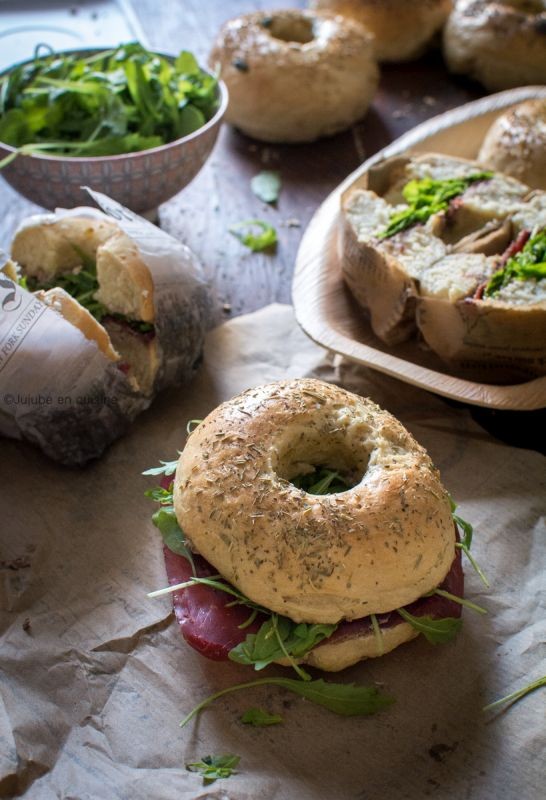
[[423, 95, 437, 107], [0, 557, 31, 570], [392, 104, 415, 120], [22, 618, 31, 634], [428, 742, 458, 763], [283, 218, 301, 228]]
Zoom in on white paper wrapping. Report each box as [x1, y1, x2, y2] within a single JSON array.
[[0, 191, 211, 465], [0, 304, 544, 799]]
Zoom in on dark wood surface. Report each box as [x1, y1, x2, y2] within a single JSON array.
[[0, 1, 543, 448]]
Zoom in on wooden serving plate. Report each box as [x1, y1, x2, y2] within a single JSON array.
[[293, 87, 546, 410]]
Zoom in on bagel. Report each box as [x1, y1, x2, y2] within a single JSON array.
[[478, 99, 546, 191], [208, 9, 378, 143], [310, 0, 452, 61], [443, 0, 546, 90], [147, 379, 466, 673]]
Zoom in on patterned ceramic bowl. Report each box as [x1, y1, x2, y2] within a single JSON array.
[[0, 50, 228, 214]]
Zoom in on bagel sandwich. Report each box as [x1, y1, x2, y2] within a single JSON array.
[[12, 213, 159, 395], [145, 379, 480, 675]]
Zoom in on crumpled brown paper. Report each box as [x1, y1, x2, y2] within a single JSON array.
[[0, 304, 544, 799]]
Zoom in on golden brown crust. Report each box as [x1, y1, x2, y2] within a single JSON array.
[[479, 99, 546, 191], [444, 0, 546, 91], [311, 0, 452, 61], [174, 378, 455, 625], [209, 9, 378, 143], [304, 621, 418, 671]]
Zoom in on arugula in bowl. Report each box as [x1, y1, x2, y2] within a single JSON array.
[[0, 42, 219, 163]]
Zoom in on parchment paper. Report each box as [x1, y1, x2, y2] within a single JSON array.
[[0, 303, 544, 800]]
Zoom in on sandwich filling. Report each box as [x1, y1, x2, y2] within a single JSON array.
[[146, 463, 475, 677]]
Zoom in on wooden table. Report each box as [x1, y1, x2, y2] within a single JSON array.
[[0, 0, 543, 449]]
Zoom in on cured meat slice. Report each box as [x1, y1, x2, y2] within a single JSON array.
[[162, 544, 463, 663]]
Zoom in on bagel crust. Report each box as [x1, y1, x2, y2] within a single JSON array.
[[479, 99, 546, 191], [443, 0, 546, 91], [310, 0, 452, 61], [174, 379, 455, 625], [209, 10, 378, 143]]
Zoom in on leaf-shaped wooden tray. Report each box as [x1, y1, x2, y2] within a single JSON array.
[[293, 87, 546, 410]]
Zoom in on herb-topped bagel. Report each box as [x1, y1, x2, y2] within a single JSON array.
[[443, 0, 546, 91], [146, 379, 477, 675], [208, 9, 378, 143], [309, 0, 452, 62], [479, 99, 546, 191], [341, 152, 546, 380]]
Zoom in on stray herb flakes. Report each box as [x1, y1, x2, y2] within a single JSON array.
[[186, 754, 240, 784], [230, 219, 277, 252]]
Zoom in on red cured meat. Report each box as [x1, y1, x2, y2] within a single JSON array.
[[163, 536, 464, 663]]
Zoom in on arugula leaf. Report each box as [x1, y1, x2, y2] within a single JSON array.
[[397, 608, 463, 644], [378, 173, 492, 239], [186, 754, 240, 784], [142, 459, 178, 477], [0, 43, 219, 161], [229, 615, 336, 679], [483, 675, 546, 713], [230, 219, 278, 252], [240, 707, 283, 726], [185, 419, 203, 435], [485, 228, 546, 295], [450, 497, 489, 587], [151, 507, 195, 574], [432, 588, 487, 615], [291, 467, 349, 495], [251, 170, 281, 204], [180, 677, 394, 728]]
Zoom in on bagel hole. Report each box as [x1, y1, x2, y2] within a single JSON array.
[[275, 437, 368, 495], [263, 16, 315, 44]]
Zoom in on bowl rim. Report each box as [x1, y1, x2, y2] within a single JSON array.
[[0, 46, 229, 163]]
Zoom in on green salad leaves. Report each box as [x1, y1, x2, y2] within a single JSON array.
[[186, 754, 240, 784], [0, 43, 219, 162], [180, 677, 395, 729], [251, 170, 281, 204], [378, 172, 492, 239], [485, 228, 546, 296], [229, 219, 278, 252]]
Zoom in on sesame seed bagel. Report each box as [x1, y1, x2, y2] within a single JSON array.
[[208, 9, 378, 143], [443, 0, 546, 91], [174, 378, 455, 625]]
